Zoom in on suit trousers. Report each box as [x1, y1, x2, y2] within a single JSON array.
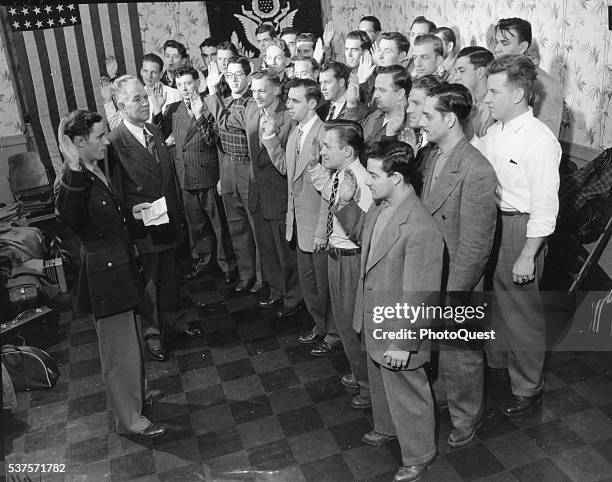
[[296, 244, 336, 338], [94, 309, 151, 433], [182, 187, 236, 274], [252, 211, 302, 307], [327, 253, 369, 398], [220, 159, 257, 282], [485, 213, 547, 397], [367, 355, 436, 466]]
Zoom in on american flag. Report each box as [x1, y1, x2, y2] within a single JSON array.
[[6, 3, 143, 174]]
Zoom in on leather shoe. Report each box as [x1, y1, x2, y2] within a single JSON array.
[[310, 341, 339, 356], [447, 420, 481, 447], [234, 279, 255, 293], [275, 304, 300, 319], [224, 271, 238, 284], [298, 331, 324, 344], [131, 422, 167, 439], [145, 334, 168, 361], [185, 262, 211, 280], [257, 296, 282, 308], [144, 389, 164, 406], [362, 430, 397, 446], [185, 321, 203, 338], [250, 280, 267, 293], [501, 392, 543, 418], [393, 458, 435, 482], [341, 373, 360, 390], [350, 394, 372, 409]]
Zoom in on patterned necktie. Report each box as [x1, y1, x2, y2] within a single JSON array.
[[326, 172, 340, 244], [143, 129, 159, 162], [295, 128, 303, 163], [326, 104, 336, 121]]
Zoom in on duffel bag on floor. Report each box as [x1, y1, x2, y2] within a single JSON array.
[[1, 344, 60, 391]]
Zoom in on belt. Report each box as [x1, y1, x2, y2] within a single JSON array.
[[498, 209, 528, 217], [327, 247, 361, 259]]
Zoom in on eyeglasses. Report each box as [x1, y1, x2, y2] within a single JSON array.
[[226, 72, 246, 80]]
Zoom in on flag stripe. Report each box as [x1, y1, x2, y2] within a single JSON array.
[[72, 23, 98, 112], [80, 5, 105, 115], [53, 27, 77, 112], [12, 31, 51, 168], [96, 4, 115, 73], [128, 2, 144, 70], [107, 3, 126, 75], [87, 4, 108, 77], [117, 3, 137, 76], [43, 28, 69, 120], [63, 26, 89, 111]]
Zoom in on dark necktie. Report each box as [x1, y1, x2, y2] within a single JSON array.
[[143, 129, 159, 162], [295, 128, 303, 163], [326, 172, 340, 244], [326, 104, 336, 121]]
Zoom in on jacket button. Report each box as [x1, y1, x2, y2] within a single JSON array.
[[102, 201, 106, 205], [107, 262, 113, 267]]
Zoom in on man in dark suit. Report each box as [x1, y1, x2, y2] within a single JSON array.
[[206, 70, 302, 315], [317, 60, 368, 122], [156, 66, 237, 284], [419, 84, 497, 447], [56, 110, 165, 438], [107, 75, 201, 362]]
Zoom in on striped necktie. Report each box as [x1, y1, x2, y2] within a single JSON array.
[[295, 128, 303, 163], [326, 103, 336, 121], [143, 129, 159, 163], [326, 172, 340, 244]]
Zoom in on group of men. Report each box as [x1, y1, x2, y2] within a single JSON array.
[[55, 12, 562, 482]]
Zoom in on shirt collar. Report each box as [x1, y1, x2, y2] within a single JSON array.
[[298, 114, 318, 137], [504, 107, 534, 133], [261, 98, 279, 117], [123, 118, 150, 136], [438, 137, 462, 155], [331, 93, 347, 110]]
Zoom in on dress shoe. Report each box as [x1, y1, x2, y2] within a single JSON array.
[[501, 392, 543, 418], [275, 304, 300, 319], [362, 430, 397, 446], [256, 296, 282, 308], [185, 321, 203, 338], [234, 279, 255, 293], [250, 280, 267, 293], [341, 373, 360, 389], [185, 262, 210, 280], [447, 420, 482, 447], [298, 331, 324, 344], [145, 334, 168, 361], [224, 271, 238, 284], [310, 341, 339, 356], [393, 458, 435, 482], [350, 394, 372, 409], [131, 422, 167, 439], [144, 389, 164, 406]]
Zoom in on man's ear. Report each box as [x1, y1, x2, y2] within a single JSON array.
[[476, 66, 487, 80], [116, 101, 125, 112], [397, 88, 407, 102], [73, 135, 86, 148], [436, 55, 444, 67], [512, 86, 526, 105], [308, 97, 318, 110], [519, 40, 529, 55]]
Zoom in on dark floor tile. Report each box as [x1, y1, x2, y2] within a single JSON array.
[[315, 394, 366, 427], [216, 358, 256, 382], [543, 386, 592, 418], [510, 457, 571, 482], [445, 443, 505, 480], [69, 357, 102, 380], [478, 407, 521, 440], [30, 381, 69, 408], [572, 376, 612, 407], [327, 351, 350, 374], [236, 318, 274, 341], [222, 374, 265, 401], [180, 366, 219, 392], [108, 431, 153, 459], [66, 412, 110, 444], [300, 453, 353, 482], [71, 328, 98, 347], [293, 358, 337, 384], [110, 448, 156, 481], [205, 327, 241, 347], [191, 403, 234, 435], [267, 386, 314, 414], [159, 463, 207, 481], [244, 335, 281, 356], [196, 426, 243, 460], [237, 415, 285, 449], [288, 427, 341, 464], [343, 444, 399, 480], [148, 374, 183, 396], [67, 391, 106, 420], [185, 384, 226, 412], [327, 418, 372, 451], [285, 343, 316, 364], [484, 430, 547, 469], [247, 439, 297, 471], [201, 449, 251, 476], [592, 437, 612, 465], [24, 422, 66, 454], [258, 366, 301, 393], [66, 434, 108, 468], [251, 349, 293, 374], [601, 402, 612, 421], [176, 349, 214, 373], [304, 375, 346, 404], [277, 405, 325, 437], [548, 358, 599, 384], [228, 394, 273, 424], [524, 421, 586, 455], [565, 408, 612, 443], [551, 445, 612, 482], [154, 436, 202, 473], [199, 313, 235, 334]]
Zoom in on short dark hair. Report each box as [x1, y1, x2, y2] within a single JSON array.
[[414, 34, 444, 57], [324, 119, 364, 159], [217, 40, 239, 56], [496, 17, 532, 48], [365, 140, 417, 185], [175, 66, 199, 81], [412, 74, 446, 94], [346, 30, 372, 51], [251, 70, 281, 87], [141, 53, 163, 72], [427, 83, 473, 121], [199, 37, 217, 50], [287, 78, 321, 104], [379, 32, 411, 54], [359, 16, 381, 32], [487, 54, 537, 102], [291, 55, 320, 73], [296, 32, 316, 46], [320, 60, 351, 87], [163, 40, 187, 58], [411, 16, 436, 32], [280, 27, 298, 37], [376, 65, 412, 95], [228, 56, 252, 76], [266, 38, 291, 58], [255, 23, 277, 38], [432, 27, 457, 49], [63, 110, 103, 141], [456, 46, 494, 69]]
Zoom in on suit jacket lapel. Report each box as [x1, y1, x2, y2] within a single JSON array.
[[293, 118, 322, 183], [116, 123, 162, 188], [286, 128, 297, 183], [177, 102, 198, 145], [422, 139, 465, 214], [361, 203, 381, 276]]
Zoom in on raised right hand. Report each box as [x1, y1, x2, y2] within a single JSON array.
[[100, 76, 112, 103], [338, 168, 360, 204], [357, 50, 375, 84], [57, 117, 80, 172], [346, 77, 360, 108], [206, 62, 224, 93]]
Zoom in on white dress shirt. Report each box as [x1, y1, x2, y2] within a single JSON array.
[[123, 119, 153, 148], [328, 93, 347, 120], [473, 108, 561, 238], [296, 114, 318, 151]]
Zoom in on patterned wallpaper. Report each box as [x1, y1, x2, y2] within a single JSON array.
[[327, 0, 612, 150], [0, 32, 22, 137]]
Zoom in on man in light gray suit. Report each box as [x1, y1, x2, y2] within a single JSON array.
[[263, 78, 337, 341], [419, 84, 497, 447]]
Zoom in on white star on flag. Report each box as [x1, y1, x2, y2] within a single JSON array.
[[36, 20, 43, 28], [12, 21, 19, 29], [45, 5, 52, 14], [70, 16, 78, 23], [47, 18, 54, 27], [67, 4, 75, 11], [9, 7, 16, 15], [21, 7, 28, 15], [59, 17, 66, 25], [24, 21, 31, 28], [57, 5, 64, 12], [33, 7, 41, 15]]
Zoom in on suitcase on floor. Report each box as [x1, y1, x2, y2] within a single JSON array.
[[0, 306, 60, 348]]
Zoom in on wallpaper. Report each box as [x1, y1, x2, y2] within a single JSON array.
[[328, 0, 612, 150], [0, 33, 22, 137]]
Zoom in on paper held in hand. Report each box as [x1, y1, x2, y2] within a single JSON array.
[[142, 197, 169, 226]]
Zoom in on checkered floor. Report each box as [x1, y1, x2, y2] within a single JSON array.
[[3, 269, 612, 481]]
